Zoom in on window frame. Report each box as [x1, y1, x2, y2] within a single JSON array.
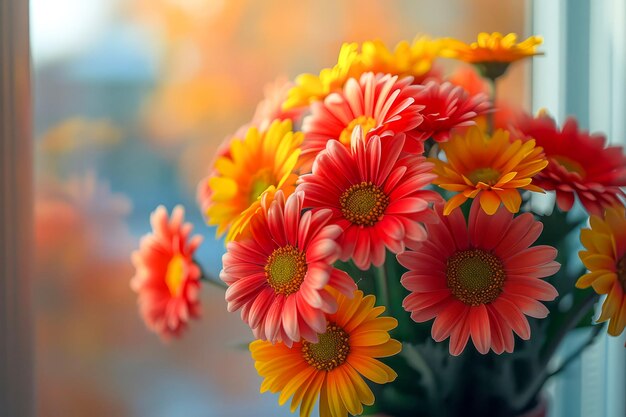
[[0, 0, 34, 415]]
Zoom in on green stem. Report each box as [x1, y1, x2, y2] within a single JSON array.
[[196, 260, 228, 290], [541, 291, 598, 364], [511, 291, 599, 411], [374, 265, 390, 309], [201, 274, 228, 290], [487, 77, 497, 135], [399, 343, 439, 406]]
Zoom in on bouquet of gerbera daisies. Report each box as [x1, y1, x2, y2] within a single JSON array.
[[130, 32, 626, 417]]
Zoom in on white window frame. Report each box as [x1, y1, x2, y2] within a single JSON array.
[[532, 1, 626, 416]]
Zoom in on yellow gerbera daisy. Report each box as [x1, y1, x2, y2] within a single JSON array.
[[442, 32, 543, 64], [359, 36, 443, 80], [250, 290, 401, 417], [431, 127, 548, 215], [576, 205, 626, 336], [205, 119, 303, 241], [283, 43, 360, 110]]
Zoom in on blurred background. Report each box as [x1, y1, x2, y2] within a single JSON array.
[[30, 0, 624, 416]]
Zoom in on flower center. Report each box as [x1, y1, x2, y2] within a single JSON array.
[[468, 167, 501, 185], [339, 116, 378, 146], [340, 181, 389, 227], [249, 169, 275, 204], [165, 254, 186, 297], [302, 323, 350, 371], [617, 254, 626, 293], [265, 245, 307, 296], [447, 249, 506, 306], [552, 155, 586, 177]]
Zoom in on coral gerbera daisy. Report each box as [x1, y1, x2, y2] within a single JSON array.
[[203, 119, 303, 242], [431, 127, 548, 215], [250, 289, 401, 417], [298, 129, 440, 270], [513, 112, 626, 216], [221, 190, 356, 346], [301, 72, 425, 169], [131, 205, 203, 339], [398, 201, 559, 355], [576, 204, 626, 336], [283, 43, 360, 110], [412, 81, 491, 142]]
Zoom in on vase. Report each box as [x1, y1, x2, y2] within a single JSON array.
[[371, 397, 548, 417], [516, 397, 548, 417]]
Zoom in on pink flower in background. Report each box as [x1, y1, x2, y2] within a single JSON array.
[[220, 191, 356, 346], [298, 129, 440, 270], [301, 72, 425, 170], [131, 205, 203, 339], [412, 81, 491, 142], [398, 201, 559, 355], [446, 65, 491, 97], [251, 77, 307, 131], [35, 172, 134, 263]]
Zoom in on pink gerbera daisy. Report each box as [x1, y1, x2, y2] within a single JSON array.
[[513, 112, 626, 215], [301, 72, 425, 170], [220, 190, 356, 346], [397, 200, 559, 355], [412, 81, 491, 142], [131, 205, 204, 340], [298, 128, 440, 270], [251, 77, 307, 132]]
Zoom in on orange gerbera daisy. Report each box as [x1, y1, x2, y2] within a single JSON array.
[[431, 127, 548, 215], [131, 205, 203, 340], [398, 201, 559, 355], [203, 119, 303, 241], [576, 205, 626, 336], [196, 123, 249, 217], [442, 32, 543, 64], [250, 290, 401, 417], [442, 33, 543, 80]]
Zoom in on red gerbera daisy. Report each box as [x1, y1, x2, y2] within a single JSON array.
[[221, 190, 356, 346], [131, 205, 203, 340], [412, 81, 491, 143], [397, 200, 559, 355], [301, 72, 425, 170], [298, 128, 440, 270], [513, 112, 626, 215]]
